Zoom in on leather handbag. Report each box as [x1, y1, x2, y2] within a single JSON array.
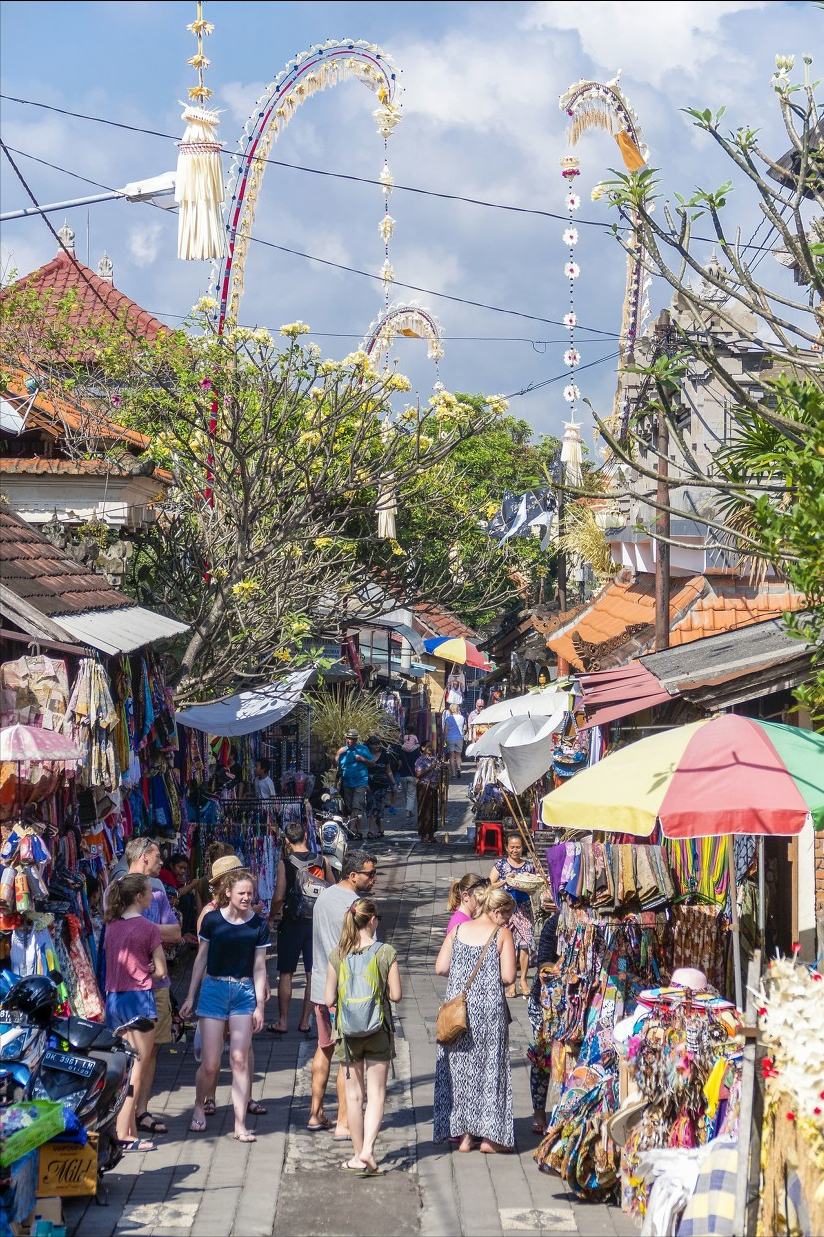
[[436, 930, 496, 1046]]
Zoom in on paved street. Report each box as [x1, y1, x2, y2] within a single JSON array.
[[64, 776, 637, 1237]]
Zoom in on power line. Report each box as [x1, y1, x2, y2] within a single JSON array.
[[0, 93, 784, 252], [0, 141, 622, 339], [505, 351, 621, 399]]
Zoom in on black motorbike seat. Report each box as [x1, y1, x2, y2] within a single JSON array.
[[53, 1016, 119, 1052]]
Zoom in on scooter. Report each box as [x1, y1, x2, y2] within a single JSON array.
[[1, 973, 152, 1184]]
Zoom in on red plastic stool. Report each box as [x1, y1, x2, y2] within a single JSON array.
[[476, 821, 504, 857]]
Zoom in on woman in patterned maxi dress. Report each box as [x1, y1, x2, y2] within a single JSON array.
[[433, 886, 517, 1152]]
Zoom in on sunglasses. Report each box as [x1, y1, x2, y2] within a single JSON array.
[[354, 870, 378, 879], [467, 879, 490, 893]]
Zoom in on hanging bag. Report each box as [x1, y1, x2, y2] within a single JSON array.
[[436, 929, 496, 1046]]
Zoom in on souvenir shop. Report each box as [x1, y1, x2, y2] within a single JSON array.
[[0, 633, 182, 996], [175, 674, 321, 910]]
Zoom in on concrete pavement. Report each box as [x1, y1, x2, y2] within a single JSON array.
[[63, 771, 637, 1237]]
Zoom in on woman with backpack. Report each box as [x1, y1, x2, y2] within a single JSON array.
[[433, 884, 516, 1153], [180, 870, 269, 1142], [325, 897, 402, 1175]]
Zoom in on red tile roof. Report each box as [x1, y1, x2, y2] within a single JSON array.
[[412, 602, 480, 642], [545, 570, 803, 671], [2, 249, 166, 361], [0, 507, 135, 616], [0, 457, 171, 483], [3, 369, 151, 450]]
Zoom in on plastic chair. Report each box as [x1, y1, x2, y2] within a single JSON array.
[[476, 821, 504, 857]]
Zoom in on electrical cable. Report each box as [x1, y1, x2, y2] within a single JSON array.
[[504, 351, 621, 399], [0, 141, 622, 339], [0, 94, 784, 251]]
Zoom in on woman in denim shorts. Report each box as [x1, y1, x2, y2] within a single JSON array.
[[180, 871, 270, 1142]]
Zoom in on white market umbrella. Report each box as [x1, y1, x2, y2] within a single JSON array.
[[479, 687, 570, 727], [499, 708, 568, 794], [465, 715, 524, 758]]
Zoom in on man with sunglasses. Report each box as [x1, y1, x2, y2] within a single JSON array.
[[307, 850, 378, 1134]]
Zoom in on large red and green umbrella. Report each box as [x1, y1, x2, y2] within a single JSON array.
[[540, 715, 824, 838]]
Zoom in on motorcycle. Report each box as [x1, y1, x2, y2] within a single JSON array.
[[317, 795, 354, 881], [1, 973, 152, 1184]]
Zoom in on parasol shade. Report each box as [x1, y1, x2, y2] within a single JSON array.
[[479, 687, 570, 726], [422, 637, 491, 669], [540, 715, 824, 839], [0, 724, 82, 763]]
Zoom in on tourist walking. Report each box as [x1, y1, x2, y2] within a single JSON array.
[[325, 897, 402, 1174], [308, 850, 379, 1134], [268, 819, 332, 1034], [433, 884, 516, 1152], [445, 874, 487, 934], [195, 854, 268, 1120], [366, 737, 396, 838], [489, 833, 536, 997], [397, 733, 420, 819], [415, 741, 440, 843], [103, 874, 167, 1153], [336, 729, 376, 840], [180, 871, 269, 1142], [443, 704, 466, 780], [114, 837, 180, 1138]]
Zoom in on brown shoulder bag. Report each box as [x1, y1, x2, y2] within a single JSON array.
[[436, 930, 497, 1046]]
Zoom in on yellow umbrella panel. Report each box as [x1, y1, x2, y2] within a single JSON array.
[[539, 722, 701, 836]]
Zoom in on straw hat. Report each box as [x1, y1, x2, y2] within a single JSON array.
[[210, 854, 243, 881], [344, 729, 360, 740]]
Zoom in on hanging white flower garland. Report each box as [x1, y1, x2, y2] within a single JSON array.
[[560, 156, 582, 404]]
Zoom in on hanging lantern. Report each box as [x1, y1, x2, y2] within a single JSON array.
[[561, 418, 584, 489], [176, 2, 224, 261]]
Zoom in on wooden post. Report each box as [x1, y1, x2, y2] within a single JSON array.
[[734, 951, 763, 1237]]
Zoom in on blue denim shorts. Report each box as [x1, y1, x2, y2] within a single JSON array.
[[105, 989, 157, 1032], [196, 974, 257, 1020]]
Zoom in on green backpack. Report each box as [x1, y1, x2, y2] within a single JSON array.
[[338, 942, 386, 1040]]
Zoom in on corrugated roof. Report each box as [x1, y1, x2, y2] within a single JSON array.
[[52, 607, 188, 656], [641, 617, 811, 694], [412, 602, 480, 642], [0, 508, 134, 616]]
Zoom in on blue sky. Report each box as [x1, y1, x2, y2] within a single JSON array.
[[0, 1, 818, 439]]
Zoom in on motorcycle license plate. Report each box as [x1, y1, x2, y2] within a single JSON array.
[[0, 1009, 32, 1027], [42, 1049, 97, 1078]]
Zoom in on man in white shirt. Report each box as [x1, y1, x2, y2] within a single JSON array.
[[467, 697, 486, 744], [253, 757, 276, 799], [307, 850, 378, 1133]]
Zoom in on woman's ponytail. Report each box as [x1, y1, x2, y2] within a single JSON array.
[[338, 898, 378, 958], [447, 874, 478, 912], [104, 874, 149, 922]]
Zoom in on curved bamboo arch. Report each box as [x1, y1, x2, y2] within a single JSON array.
[[209, 39, 402, 332], [361, 303, 444, 364], [559, 77, 650, 433]]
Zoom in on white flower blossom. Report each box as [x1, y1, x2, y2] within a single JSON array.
[[564, 348, 581, 368], [564, 262, 580, 280]]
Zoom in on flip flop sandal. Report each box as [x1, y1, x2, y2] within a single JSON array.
[[188, 1119, 207, 1133], [266, 1023, 286, 1036], [333, 1133, 351, 1141], [136, 1113, 168, 1135], [233, 1132, 257, 1143], [247, 1100, 268, 1115], [119, 1138, 156, 1153], [341, 1159, 367, 1172], [307, 1117, 331, 1132], [204, 1099, 217, 1117]]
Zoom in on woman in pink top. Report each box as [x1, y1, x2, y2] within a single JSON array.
[[103, 873, 167, 1152], [445, 875, 488, 935]]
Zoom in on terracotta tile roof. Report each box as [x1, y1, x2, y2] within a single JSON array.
[[545, 570, 803, 671], [0, 457, 171, 483], [0, 507, 135, 616], [3, 369, 150, 450], [412, 602, 480, 642], [2, 250, 166, 361]]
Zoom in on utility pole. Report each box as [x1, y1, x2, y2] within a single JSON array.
[[654, 310, 672, 651]]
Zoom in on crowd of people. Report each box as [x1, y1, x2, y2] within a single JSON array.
[[99, 811, 553, 1172]]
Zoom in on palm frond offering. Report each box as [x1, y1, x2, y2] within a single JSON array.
[[310, 690, 399, 756], [557, 505, 616, 581]]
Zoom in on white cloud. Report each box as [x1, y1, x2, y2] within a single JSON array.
[[522, 1, 768, 88], [128, 220, 163, 267]]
